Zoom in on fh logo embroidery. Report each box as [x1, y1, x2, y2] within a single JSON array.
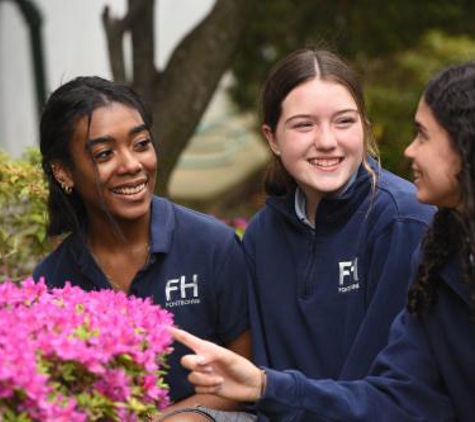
[[338, 258, 360, 293], [165, 274, 200, 307]]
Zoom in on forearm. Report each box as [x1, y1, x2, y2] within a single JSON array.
[[257, 367, 454, 422]]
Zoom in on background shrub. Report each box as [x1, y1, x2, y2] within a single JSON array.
[[0, 150, 52, 282]]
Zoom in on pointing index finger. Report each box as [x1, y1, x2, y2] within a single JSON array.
[[168, 327, 205, 353]]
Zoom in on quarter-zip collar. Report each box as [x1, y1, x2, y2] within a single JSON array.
[[294, 169, 360, 229], [268, 157, 378, 228]]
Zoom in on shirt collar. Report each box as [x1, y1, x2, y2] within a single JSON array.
[[294, 187, 314, 229], [149, 196, 174, 254], [71, 196, 174, 256], [293, 170, 359, 229]]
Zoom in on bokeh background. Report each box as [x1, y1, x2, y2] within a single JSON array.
[[1, 0, 475, 278]]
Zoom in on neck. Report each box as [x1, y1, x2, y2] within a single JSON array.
[[305, 201, 318, 225], [85, 210, 152, 293], [299, 188, 322, 225], [86, 212, 151, 252]]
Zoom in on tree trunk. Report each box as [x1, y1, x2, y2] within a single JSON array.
[[103, 0, 254, 195]]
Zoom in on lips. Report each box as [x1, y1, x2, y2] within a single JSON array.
[[412, 166, 422, 181], [308, 157, 343, 168], [111, 180, 148, 195]]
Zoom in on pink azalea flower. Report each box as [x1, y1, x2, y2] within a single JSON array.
[[0, 278, 173, 421]]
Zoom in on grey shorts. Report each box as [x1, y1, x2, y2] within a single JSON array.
[[159, 407, 257, 421]]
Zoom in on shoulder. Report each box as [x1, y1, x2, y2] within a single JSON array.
[[374, 169, 435, 224], [243, 204, 282, 241], [246, 206, 270, 228], [246, 198, 287, 230], [438, 255, 473, 307], [32, 235, 76, 284], [158, 197, 237, 245]]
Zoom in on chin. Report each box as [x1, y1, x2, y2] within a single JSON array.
[[116, 213, 149, 224], [115, 204, 152, 221], [316, 183, 347, 195]]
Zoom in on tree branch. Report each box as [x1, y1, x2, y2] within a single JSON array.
[[102, 5, 126, 82], [102, 0, 152, 83], [102, 0, 255, 194], [153, 0, 255, 193], [129, 0, 156, 104]]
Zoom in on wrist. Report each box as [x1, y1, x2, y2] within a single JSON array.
[[258, 367, 267, 399]]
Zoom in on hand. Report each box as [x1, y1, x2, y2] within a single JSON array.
[[170, 328, 263, 402]]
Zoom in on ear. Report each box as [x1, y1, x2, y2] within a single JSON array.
[[262, 124, 281, 156], [50, 161, 74, 191]]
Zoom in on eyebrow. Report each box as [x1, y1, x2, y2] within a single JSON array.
[[129, 123, 148, 136], [85, 124, 149, 149], [284, 109, 359, 125], [414, 120, 428, 136]]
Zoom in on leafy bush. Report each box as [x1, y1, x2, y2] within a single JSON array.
[[0, 150, 51, 281]]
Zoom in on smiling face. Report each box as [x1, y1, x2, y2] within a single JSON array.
[[54, 102, 157, 227], [263, 77, 365, 208], [404, 98, 461, 209]]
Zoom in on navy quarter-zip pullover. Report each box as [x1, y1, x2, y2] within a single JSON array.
[[244, 162, 434, 387], [33, 196, 250, 403], [257, 251, 474, 421]]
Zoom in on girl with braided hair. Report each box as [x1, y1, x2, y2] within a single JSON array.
[[171, 62, 475, 421]]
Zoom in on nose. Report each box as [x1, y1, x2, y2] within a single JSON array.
[[404, 140, 415, 159], [117, 149, 142, 174], [314, 126, 337, 151]]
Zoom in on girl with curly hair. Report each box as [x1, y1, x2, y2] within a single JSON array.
[[172, 62, 475, 421]]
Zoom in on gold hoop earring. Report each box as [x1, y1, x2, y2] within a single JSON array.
[[60, 182, 73, 195]]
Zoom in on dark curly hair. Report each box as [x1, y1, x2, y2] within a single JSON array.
[[408, 63, 475, 316], [40, 76, 154, 237]]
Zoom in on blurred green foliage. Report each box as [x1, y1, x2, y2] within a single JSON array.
[[0, 150, 52, 281], [365, 30, 475, 176], [230, 0, 475, 178]]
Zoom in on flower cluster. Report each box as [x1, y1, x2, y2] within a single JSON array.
[[0, 278, 174, 421]]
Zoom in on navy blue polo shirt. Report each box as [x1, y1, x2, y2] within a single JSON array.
[[33, 196, 250, 402]]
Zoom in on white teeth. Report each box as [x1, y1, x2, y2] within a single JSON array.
[[112, 182, 146, 195], [310, 158, 341, 167]]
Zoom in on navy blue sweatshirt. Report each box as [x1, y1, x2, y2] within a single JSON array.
[[33, 196, 250, 403], [257, 252, 475, 421], [243, 163, 434, 386]]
